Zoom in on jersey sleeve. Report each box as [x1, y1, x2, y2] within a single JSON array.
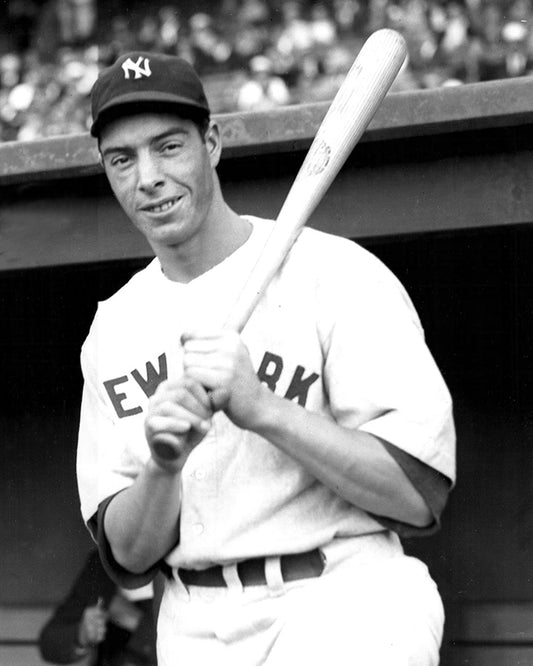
[[369, 439, 452, 537], [319, 244, 456, 486], [86, 494, 166, 590], [77, 312, 147, 527]]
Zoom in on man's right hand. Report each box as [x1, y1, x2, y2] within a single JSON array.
[[78, 599, 108, 647], [144, 377, 213, 473]]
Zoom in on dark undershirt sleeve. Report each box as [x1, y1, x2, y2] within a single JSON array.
[[368, 439, 452, 538], [88, 492, 175, 589]]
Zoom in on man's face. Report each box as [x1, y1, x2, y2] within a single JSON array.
[[99, 112, 220, 251]]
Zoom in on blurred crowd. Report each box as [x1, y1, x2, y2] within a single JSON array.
[[1, 0, 533, 143]]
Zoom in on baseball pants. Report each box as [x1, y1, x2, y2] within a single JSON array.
[[157, 535, 444, 665]]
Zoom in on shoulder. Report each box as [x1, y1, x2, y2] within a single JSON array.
[[288, 227, 422, 326], [293, 227, 406, 291], [99, 259, 160, 311], [81, 260, 159, 356], [294, 226, 369, 262], [91, 260, 158, 323]]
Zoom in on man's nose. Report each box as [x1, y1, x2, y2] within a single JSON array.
[[137, 154, 165, 192]]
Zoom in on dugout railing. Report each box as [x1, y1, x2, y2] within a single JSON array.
[[1, 77, 533, 666]]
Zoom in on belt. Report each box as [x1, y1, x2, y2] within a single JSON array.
[[176, 548, 326, 587]]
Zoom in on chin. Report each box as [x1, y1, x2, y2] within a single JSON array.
[[148, 222, 191, 247]]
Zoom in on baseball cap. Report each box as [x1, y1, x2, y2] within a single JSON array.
[[90, 52, 210, 137]]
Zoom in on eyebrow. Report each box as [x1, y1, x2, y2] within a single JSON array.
[[101, 126, 190, 159]]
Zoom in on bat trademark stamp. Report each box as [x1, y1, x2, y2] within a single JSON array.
[[304, 139, 331, 176]]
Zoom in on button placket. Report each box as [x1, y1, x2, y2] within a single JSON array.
[[192, 522, 204, 536]]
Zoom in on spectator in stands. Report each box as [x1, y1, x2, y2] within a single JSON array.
[[157, 6, 182, 55], [136, 15, 159, 53], [237, 0, 271, 25], [236, 53, 291, 111], [307, 2, 338, 75], [99, 15, 137, 66], [367, 0, 390, 35], [5, 0, 40, 53], [501, 0, 532, 77], [332, 0, 366, 37], [39, 549, 157, 666], [275, 0, 315, 59], [310, 1, 338, 48], [436, 2, 470, 80], [33, 0, 96, 62], [228, 0, 272, 71], [4, 0, 533, 144], [188, 12, 232, 75], [468, 2, 508, 82], [3, 45, 97, 141]]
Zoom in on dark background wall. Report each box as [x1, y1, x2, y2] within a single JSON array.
[[1, 223, 532, 606]]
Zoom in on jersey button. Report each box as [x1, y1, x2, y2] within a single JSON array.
[[194, 468, 206, 480], [192, 522, 204, 535]]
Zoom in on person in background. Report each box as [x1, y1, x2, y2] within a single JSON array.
[[39, 549, 157, 666], [236, 54, 291, 111]]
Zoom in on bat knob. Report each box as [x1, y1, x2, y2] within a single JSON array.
[[152, 440, 180, 461]]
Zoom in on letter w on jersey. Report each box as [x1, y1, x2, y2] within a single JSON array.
[[122, 57, 151, 80]]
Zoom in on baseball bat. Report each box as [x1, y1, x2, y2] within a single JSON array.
[[224, 28, 407, 332], [152, 29, 407, 461]]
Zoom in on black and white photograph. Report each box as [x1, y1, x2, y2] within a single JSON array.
[[0, 1, 532, 664]]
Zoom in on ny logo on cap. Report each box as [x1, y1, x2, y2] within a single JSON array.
[[122, 57, 152, 80]]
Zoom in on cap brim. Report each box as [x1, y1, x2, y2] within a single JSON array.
[[91, 91, 210, 137]]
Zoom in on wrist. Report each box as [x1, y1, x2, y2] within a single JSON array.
[[146, 455, 183, 478], [247, 384, 287, 435]]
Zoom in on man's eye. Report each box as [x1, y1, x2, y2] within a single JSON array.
[[162, 142, 181, 153], [110, 155, 130, 167]]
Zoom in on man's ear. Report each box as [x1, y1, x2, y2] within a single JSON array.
[[97, 143, 105, 170], [205, 120, 222, 168]]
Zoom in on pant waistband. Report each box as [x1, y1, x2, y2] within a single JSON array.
[[175, 548, 326, 587]]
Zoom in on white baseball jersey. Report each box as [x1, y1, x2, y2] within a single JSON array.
[[77, 216, 455, 570]]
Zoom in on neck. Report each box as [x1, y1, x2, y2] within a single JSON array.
[[155, 195, 252, 283]]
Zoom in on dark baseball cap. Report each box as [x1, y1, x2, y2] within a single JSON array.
[[90, 52, 210, 137]]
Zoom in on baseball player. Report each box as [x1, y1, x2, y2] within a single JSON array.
[[77, 51, 456, 666]]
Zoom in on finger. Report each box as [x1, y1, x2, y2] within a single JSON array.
[[147, 410, 211, 436], [182, 338, 223, 354], [183, 350, 230, 371], [183, 366, 225, 391], [182, 377, 214, 410], [152, 380, 212, 418], [181, 329, 225, 346]]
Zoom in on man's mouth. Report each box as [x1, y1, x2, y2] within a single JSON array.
[[142, 197, 181, 214]]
